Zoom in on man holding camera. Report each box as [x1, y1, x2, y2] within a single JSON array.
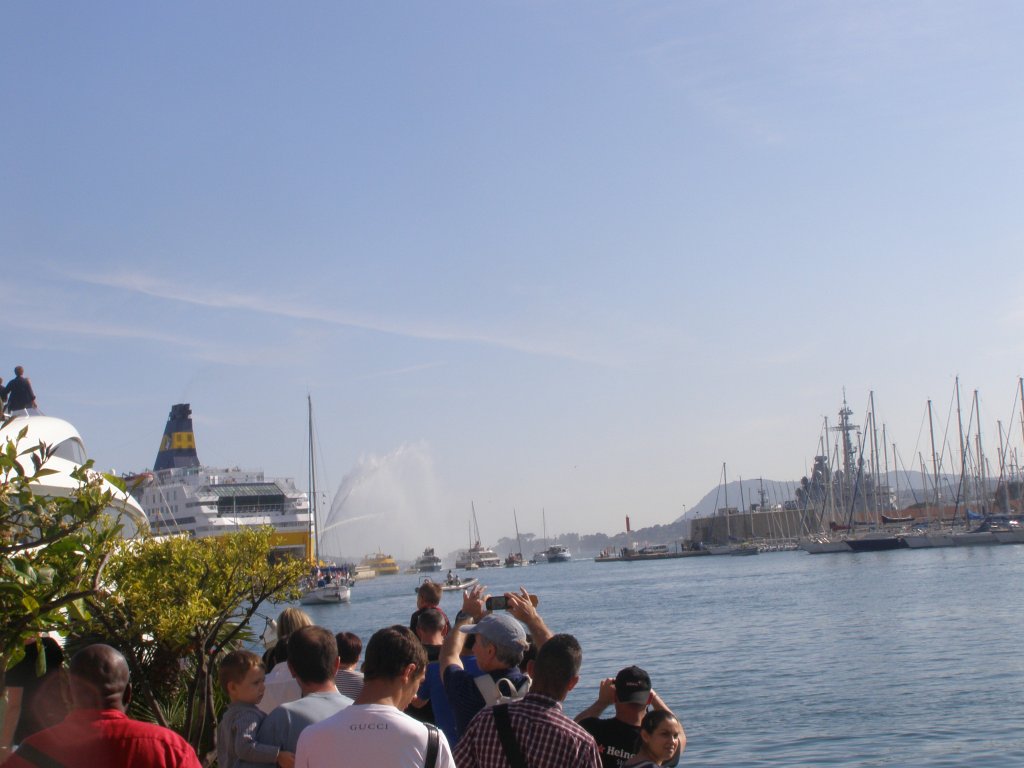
[[453, 634, 601, 768], [438, 585, 552, 742]]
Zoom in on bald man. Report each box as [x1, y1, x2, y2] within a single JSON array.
[[4, 644, 200, 768]]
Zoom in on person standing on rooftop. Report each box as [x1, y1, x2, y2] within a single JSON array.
[[3, 366, 36, 412]]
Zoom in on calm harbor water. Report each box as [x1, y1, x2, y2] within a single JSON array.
[[288, 546, 1024, 766]]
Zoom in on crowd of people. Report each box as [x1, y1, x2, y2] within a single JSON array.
[[2, 582, 686, 768]]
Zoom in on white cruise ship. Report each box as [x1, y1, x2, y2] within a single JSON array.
[[129, 404, 311, 559]]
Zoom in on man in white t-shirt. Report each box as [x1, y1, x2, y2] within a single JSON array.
[[295, 625, 456, 768]]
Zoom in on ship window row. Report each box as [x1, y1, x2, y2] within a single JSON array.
[[151, 516, 196, 528], [192, 522, 306, 534], [214, 505, 294, 516]]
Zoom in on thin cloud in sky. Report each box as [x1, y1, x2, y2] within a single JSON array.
[[632, 3, 987, 143], [2, 304, 304, 368], [69, 270, 617, 366], [355, 362, 446, 381], [5, 316, 201, 349]]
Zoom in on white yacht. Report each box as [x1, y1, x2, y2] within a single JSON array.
[[1, 409, 148, 537], [455, 541, 501, 569], [129, 404, 310, 558], [543, 544, 572, 563], [455, 502, 501, 568]]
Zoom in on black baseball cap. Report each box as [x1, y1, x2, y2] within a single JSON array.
[[614, 665, 652, 704]]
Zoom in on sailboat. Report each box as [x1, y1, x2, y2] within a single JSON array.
[[705, 464, 759, 555], [299, 396, 351, 605], [455, 502, 500, 568], [505, 509, 527, 567]]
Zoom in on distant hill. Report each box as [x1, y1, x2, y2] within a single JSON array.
[[679, 471, 970, 523], [680, 479, 800, 521]]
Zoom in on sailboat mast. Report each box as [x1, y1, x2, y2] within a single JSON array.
[[868, 391, 879, 514], [892, 441, 899, 511], [974, 390, 985, 514], [882, 423, 891, 511], [997, 419, 1008, 512], [823, 416, 833, 531], [1019, 377, 1024, 475], [953, 377, 968, 521], [722, 462, 731, 540], [927, 399, 940, 508], [308, 395, 319, 564], [514, 509, 523, 557], [471, 501, 483, 546]]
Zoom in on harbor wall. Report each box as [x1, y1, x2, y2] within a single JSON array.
[[688, 508, 808, 546]]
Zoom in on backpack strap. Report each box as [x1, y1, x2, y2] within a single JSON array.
[[473, 673, 500, 703], [492, 704, 528, 768], [424, 722, 439, 768], [13, 744, 67, 768], [475, 673, 530, 704]]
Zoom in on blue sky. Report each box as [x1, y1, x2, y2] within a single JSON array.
[[4, 2, 1023, 560]]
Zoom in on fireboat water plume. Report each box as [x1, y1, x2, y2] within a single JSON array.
[[319, 442, 453, 562]]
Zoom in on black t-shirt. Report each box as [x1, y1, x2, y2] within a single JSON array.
[[579, 716, 641, 768], [579, 716, 680, 768]]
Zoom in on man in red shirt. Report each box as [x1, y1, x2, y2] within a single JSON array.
[[4, 644, 200, 768]]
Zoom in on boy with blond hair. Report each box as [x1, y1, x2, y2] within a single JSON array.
[[411, 580, 450, 636], [217, 650, 293, 768]]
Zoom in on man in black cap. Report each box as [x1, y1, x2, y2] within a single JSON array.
[[575, 665, 682, 768]]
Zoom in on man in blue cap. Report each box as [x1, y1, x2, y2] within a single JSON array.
[[438, 585, 552, 743]]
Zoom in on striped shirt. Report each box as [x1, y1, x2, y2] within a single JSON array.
[[453, 693, 602, 768], [333, 668, 364, 700]]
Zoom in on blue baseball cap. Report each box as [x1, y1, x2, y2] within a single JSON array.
[[459, 613, 528, 650]]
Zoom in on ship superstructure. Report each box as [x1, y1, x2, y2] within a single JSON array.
[[130, 404, 311, 558]]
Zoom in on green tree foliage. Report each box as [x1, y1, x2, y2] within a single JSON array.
[[0, 425, 124, 691], [2, 423, 309, 765], [79, 528, 308, 760]]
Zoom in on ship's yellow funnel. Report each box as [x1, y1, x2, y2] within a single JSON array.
[[153, 403, 201, 471]]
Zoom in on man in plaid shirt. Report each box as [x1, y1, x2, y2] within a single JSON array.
[[453, 634, 601, 768]]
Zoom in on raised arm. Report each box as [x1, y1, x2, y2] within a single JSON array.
[[439, 584, 486, 681], [507, 587, 552, 649], [573, 677, 616, 722], [649, 688, 675, 715]]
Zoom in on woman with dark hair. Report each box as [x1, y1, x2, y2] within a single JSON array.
[[624, 709, 685, 767]]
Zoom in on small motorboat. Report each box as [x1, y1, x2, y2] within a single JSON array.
[[415, 576, 479, 593], [442, 577, 478, 591]]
